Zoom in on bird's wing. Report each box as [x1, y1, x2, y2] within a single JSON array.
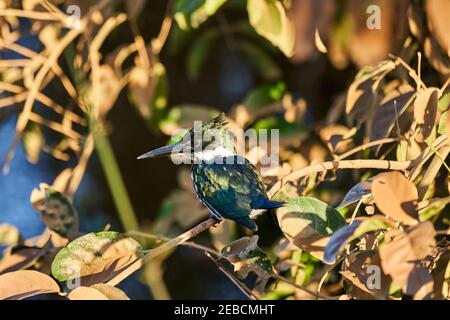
[[192, 156, 267, 219]]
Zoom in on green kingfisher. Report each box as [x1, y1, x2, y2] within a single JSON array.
[[137, 113, 285, 231]]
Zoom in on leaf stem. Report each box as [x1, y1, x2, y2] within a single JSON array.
[[107, 218, 218, 287], [268, 159, 412, 198], [91, 123, 139, 231]]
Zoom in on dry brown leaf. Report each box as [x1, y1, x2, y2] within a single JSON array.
[[318, 124, 354, 154], [90, 284, 130, 300], [379, 221, 436, 297], [424, 37, 450, 76], [0, 270, 60, 300], [68, 286, 109, 300], [52, 168, 73, 193], [425, 0, 450, 56], [407, 3, 426, 42], [345, 60, 396, 125], [346, 0, 400, 68], [291, 0, 335, 62], [371, 171, 419, 225], [369, 84, 415, 142], [414, 87, 439, 140], [68, 284, 130, 300], [341, 251, 390, 299], [0, 246, 44, 275]]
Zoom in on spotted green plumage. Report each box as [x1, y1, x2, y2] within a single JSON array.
[[192, 155, 275, 231]]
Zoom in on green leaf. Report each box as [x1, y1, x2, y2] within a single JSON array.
[[186, 29, 219, 81], [419, 197, 450, 221], [438, 111, 448, 135], [174, 0, 228, 30], [51, 231, 144, 286], [243, 82, 286, 110], [236, 42, 282, 81], [247, 0, 295, 57], [23, 122, 44, 164], [158, 104, 219, 135], [253, 116, 307, 138], [439, 92, 450, 111], [276, 197, 347, 262]]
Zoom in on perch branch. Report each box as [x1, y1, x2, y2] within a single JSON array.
[[107, 218, 219, 287], [267, 159, 412, 198]]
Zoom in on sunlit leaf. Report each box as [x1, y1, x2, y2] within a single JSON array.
[[379, 221, 436, 297], [371, 172, 419, 225], [247, 0, 295, 57], [0, 224, 19, 246], [51, 231, 144, 286], [0, 270, 60, 300], [23, 122, 44, 164], [68, 284, 130, 300], [174, 0, 228, 30], [276, 197, 346, 263]]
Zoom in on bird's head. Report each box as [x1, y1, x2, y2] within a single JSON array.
[[137, 113, 236, 162]]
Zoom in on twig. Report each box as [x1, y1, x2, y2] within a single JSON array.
[[2, 23, 84, 174], [107, 218, 219, 287], [127, 230, 219, 256], [205, 252, 257, 300], [267, 159, 412, 198], [389, 54, 426, 90], [0, 8, 64, 22], [151, 0, 174, 55], [336, 138, 398, 160], [66, 134, 95, 196], [410, 135, 448, 180], [315, 256, 345, 300]]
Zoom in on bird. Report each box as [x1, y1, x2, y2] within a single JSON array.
[[137, 113, 285, 231]]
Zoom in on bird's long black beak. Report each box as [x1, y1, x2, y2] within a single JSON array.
[[137, 141, 184, 159]]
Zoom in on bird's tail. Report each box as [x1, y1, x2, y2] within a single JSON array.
[[251, 198, 286, 210], [233, 216, 258, 231]]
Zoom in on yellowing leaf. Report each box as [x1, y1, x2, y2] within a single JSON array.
[[414, 87, 439, 140], [23, 122, 44, 164], [0, 224, 19, 246], [247, 0, 295, 57]]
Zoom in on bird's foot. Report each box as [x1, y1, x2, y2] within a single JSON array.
[[211, 216, 223, 228]]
